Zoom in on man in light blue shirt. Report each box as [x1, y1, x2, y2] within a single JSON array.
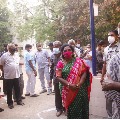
[[24, 44, 38, 97]]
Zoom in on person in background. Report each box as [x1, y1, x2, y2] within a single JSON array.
[[96, 40, 105, 74], [0, 43, 24, 109], [68, 39, 81, 57], [13, 44, 25, 102], [48, 42, 54, 91], [35, 43, 51, 95], [102, 51, 120, 118], [56, 44, 92, 119], [24, 44, 38, 97], [84, 44, 92, 73], [0, 44, 8, 95], [75, 39, 84, 57], [52, 41, 64, 117], [101, 30, 120, 119]]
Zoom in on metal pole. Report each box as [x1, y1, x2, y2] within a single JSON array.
[[89, 0, 97, 76]]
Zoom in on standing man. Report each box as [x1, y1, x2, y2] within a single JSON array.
[[102, 51, 120, 118], [96, 40, 105, 74], [100, 30, 120, 118], [35, 43, 51, 95], [0, 43, 24, 109], [48, 42, 54, 92], [52, 41, 64, 117], [68, 39, 81, 57], [75, 39, 84, 57], [24, 44, 38, 97], [13, 44, 25, 101]]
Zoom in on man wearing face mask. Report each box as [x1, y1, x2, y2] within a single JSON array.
[[84, 44, 92, 73], [68, 39, 80, 57], [0, 43, 24, 109], [100, 30, 120, 119], [51, 41, 64, 117], [35, 43, 51, 95], [75, 39, 84, 57], [24, 44, 38, 97]]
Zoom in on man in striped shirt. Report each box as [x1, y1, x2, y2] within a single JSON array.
[[102, 51, 120, 119], [101, 30, 120, 118]]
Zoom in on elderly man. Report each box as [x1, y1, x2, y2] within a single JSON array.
[[51, 41, 64, 117], [68, 39, 81, 57], [0, 43, 24, 109]]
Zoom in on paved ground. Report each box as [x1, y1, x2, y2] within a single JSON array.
[[0, 67, 108, 119]]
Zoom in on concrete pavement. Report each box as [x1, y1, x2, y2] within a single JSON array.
[[0, 69, 108, 119]]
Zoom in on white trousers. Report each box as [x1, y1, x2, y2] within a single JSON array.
[[26, 71, 36, 95]]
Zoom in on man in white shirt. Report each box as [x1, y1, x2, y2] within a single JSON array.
[[101, 30, 120, 118], [0, 43, 24, 109], [68, 39, 81, 57]]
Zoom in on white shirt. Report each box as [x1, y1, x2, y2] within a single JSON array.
[[0, 52, 20, 79]]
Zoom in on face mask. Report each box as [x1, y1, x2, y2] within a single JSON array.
[[108, 36, 115, 44], [63, 51, 73, 59], [53, 48, 60, 54], [86, 48, 91, 51], [76, 44, 80, 47]]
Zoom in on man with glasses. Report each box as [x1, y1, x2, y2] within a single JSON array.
[[101, 30, 120, 118]]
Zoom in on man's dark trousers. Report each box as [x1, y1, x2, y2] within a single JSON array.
[[6, 78, 21, 105]]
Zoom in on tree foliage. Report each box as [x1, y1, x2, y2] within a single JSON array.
[[12, 0, 120, 45], [0, 0, 12, 51]]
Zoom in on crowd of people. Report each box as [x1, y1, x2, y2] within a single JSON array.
[[0, 29, 120, 119]]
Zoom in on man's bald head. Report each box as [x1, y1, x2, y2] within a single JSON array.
[[7, 43, 16, 55]]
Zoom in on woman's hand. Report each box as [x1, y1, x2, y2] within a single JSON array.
[[69, 84, 78, 91]]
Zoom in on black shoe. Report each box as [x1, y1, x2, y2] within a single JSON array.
[[21, 96, 25, 99], [17, 102, 25, 105], [0, 108, 4, 112], [30, 94, 39, 97], [25, 93, 30, 96], [8, 105, 14, 109], [56, 110, 63, 117]]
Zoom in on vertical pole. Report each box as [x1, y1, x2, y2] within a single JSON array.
[[89, 0, 96, 76]]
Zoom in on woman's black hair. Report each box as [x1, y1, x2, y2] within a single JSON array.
[[110, 30, 118, 36], [60, 44, 74, 59], [97, 40, 105, 46], [25, 44, 32, 49]]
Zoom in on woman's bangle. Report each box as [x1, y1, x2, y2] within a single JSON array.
[[67, 83, 70, 88]]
